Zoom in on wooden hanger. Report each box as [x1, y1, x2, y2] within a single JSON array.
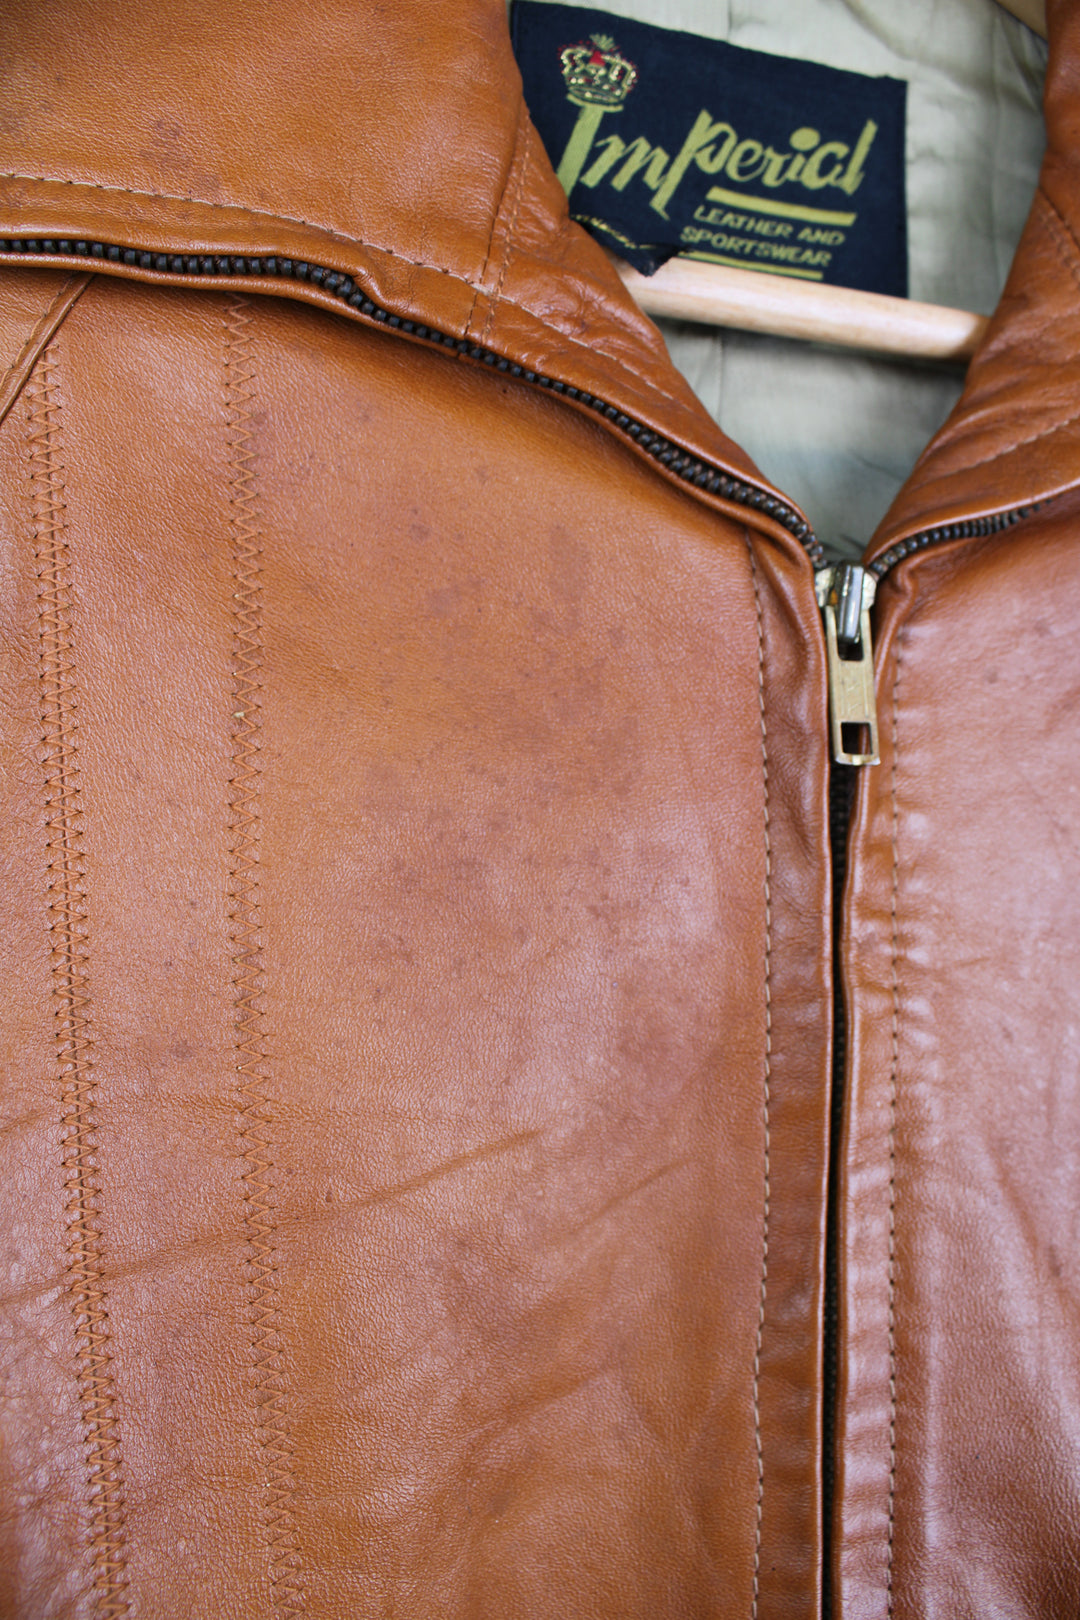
[[613, 254, 988, 363], [609, 0, 1045, 363]]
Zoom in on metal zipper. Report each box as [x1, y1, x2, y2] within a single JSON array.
[[815, 564, 879, 766], [0, 236, 1041, 715], [813, 502, 1042, 771]]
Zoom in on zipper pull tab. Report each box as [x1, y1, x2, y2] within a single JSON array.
[[815, 564, 880, 766]]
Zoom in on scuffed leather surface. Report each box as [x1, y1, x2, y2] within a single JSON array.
[[0, 271, 831, 1616], [5, 0, 1080, 1613]]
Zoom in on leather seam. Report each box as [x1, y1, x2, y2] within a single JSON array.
[[0, 171, 676, 404], [468, 100, 524, 339], [0, 169, 484, 286], [27, 340, 131, 1617], [886, 627, 903, 1613], [747, 540, 772, 1620], [224, 294, 306, 1616], [479, 105, 530, 348], [1036, 186, 1080, 292], [0, 271, 91, 432]]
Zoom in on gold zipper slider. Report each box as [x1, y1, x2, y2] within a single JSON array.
[[815, 564, 879, 766]]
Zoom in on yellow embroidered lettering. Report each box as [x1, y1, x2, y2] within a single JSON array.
[[610, 136, 670, 191], [651, 111, 735, 218], [801, 140, 850, 190], [693, 121, 738, 176], [726, 138, 766, 183], [579, 133, 629, 187], [839, 120, 878, 195], [784, 126, 819, 184]]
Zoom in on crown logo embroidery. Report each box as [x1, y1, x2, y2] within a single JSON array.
[[559, 33, 638, 109]]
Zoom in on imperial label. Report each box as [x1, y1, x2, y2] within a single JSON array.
[[511, 1, 908, 295]]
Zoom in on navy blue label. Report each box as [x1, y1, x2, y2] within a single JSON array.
[[512, 2, 907, 295]]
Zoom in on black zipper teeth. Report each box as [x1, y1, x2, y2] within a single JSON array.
[[869, 499, 1044, 579], [0, 235, 828, 566], [821, 759, 856, 1620], [3, 240, 1052, 580]]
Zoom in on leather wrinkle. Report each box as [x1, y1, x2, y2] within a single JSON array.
[[0, 170, 685, 413], [1039, 187, 1080, 294], [918, 194, 1080, 486], [25, 339, 131, 1618], [747, 539, 772, 1620], [0, 270, 91, 431], [478, 104, 531, 349], [223, 293, 306, 1616], [885, 625, 904, 1616]]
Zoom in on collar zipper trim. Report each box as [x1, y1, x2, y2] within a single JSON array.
[[0, 238, 1049, 773], [0, 232, 825, 560]]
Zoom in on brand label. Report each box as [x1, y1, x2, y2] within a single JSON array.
[[512, 2, 908, 295]]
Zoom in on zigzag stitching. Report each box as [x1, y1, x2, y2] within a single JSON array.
[[26, 343, 130, 1619], [224, 294, 306, 1616]]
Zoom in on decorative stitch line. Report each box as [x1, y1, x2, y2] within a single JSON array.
[[468, 101, 525, 340], [909, 194, 1080, 487], [885, 629, 903, 1612], [224, 294, 305, 1616], [1037, 189, 1080, 295], [747, 544, 772, 1620], [26, 343, 130, 1618], [0, 169, 482, 288]]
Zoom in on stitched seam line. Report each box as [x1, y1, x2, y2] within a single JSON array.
[[0, 171, 675, 402], [27, 342, 130, 1619], [0, 169, 482, 287], [885, 630, 903, 1612], [747, 543, 772, 1620], [468, 100, 525, 338], [0, 273, 92, 432], [479, 107, 529, 348], [224, 295, 305, 1616]]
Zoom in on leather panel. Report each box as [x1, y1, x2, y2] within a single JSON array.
[[871, 0, 1080, 555], [0, 272, 831, 1616], [838, 494, 1080, 1617]]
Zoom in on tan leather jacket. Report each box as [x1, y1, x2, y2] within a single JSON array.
[[1, 2, 1077, 1616]]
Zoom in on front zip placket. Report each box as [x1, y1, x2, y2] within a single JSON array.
[[818, 493, 1046, 1619]]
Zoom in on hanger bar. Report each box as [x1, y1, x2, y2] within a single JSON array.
[[613, 255, 989, 363]]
